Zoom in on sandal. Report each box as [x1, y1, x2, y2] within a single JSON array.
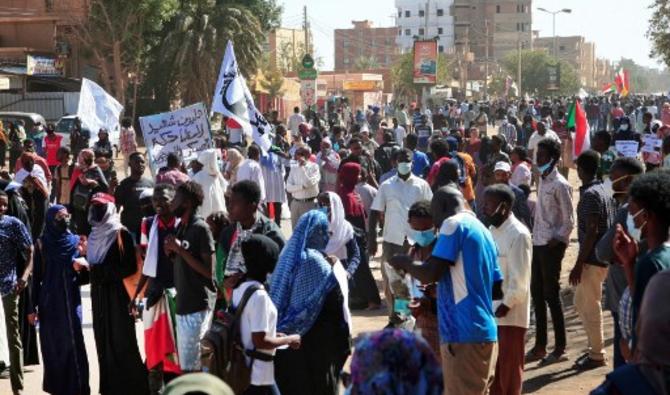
[[525, 348, 547, 363], [539, 351, 569, 366], [574, 356, 606, 370]]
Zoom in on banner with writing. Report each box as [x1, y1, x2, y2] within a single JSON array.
[[140, 102, 213, 174], [641, 134, 662, 154], [615, 140, 639, 158]]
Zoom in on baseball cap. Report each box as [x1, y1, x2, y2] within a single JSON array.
[[494, 161, 511, 173], [90, 192, 115, 205]]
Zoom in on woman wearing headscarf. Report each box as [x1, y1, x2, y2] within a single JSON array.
[[70, 148, 108, 235], [591, 270, 670, 395], [271, 210, 351, 395], [81, 193, 149, 394], [29, 205, 90, 395], [346, 329, 443, 395], [15, 152, 49, 240], [337, 163, 381, 310], [223, 147, 243, 195], [192, 149, 227, 219]]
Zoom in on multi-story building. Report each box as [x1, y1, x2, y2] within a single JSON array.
[[266, 27, 309, 73], [334, 20, 399, 71], [395, 0, 455, 55], [451, 0, 532, 61], [534, 35, 597, 88], [0, 0, 88, 78], [595, 58, 614, 90]]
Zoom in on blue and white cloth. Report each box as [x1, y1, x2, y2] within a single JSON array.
[[0, 215, 32, 296], [432, 211, 503, 344]]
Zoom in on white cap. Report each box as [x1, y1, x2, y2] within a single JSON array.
[[494, 161, 511, 173]]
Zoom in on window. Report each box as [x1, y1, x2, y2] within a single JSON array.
[[559, 45, 566, 51], [418, 28, 425, 35], [398, 9, 402, 18], [405, 10, 410, 17], [419, 10, 425, 17], [343, 41, 349, 48], [439, 45, 444, 53], [405, 29, 411, 36], [437, 8, 444, 16], [438, 27, 444, 34], [496, 5, 501, 13], [344, 58, 350, 64], [398, 28, 402, 36]]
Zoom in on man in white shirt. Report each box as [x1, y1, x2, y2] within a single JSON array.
[[369, 148, 433, 327], [236, 144, 266, 203], [287, 106, 305, 137], [286, 147, 320, 229], [392, 118, 406, 148], [484, 184, 532, 395], [527, 121, 560, 165]]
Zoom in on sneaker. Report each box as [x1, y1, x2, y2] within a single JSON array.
[[574, 356, 607, 370]]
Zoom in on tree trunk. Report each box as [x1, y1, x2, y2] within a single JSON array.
[[112, 41, 126, 106]]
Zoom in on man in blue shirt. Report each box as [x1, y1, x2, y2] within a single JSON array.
[[390, 185, 503, 394], [406, 134, 430, 177]]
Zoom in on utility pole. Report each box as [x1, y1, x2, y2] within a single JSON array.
[[303, 5, 310, 54], [517, 34, 522, 96], [483, 19, 489, 99], [463, 25, 469, 94]]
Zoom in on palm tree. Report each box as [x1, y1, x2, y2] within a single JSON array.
[[157, 0, 264, 106], [353, 55, 380, 71]]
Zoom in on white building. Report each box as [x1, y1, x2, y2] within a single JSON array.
[[395, 0, 455, 54]]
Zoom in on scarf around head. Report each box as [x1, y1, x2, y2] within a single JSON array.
[[269, 210, 335, 335], [41, 205, 79, 266], [338, 162, 366, 218], [324, 192, 354, 260], [87, 202, 124, 265]]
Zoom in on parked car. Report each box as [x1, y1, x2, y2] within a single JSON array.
[[0, 112, 47, 133]]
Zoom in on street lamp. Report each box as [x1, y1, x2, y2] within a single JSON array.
[[537, 7, 572, 58]]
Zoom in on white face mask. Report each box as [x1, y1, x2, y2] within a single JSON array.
[[626, 208, 646, 242], [620, 124, 629, 132]]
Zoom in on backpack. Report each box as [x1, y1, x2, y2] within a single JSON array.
[[200, 283, 273, 393], [447, 152, 468, 186]]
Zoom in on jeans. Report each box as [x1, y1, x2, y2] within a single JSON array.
[[611, 312, 625, 369], [531, 244, 567, 352], [244, 384, 281, 395], [2, 292, 22, 391]]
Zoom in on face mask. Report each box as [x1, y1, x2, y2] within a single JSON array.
[[317, 206, 329, 215], [411, 228, 436, 247], [90, 204, 107, 223], [54, 218, 70, 233], [397, 162, 412, 175], [620, 124, 629, 132], [486, 203, 507, 228], [626, 208, 646, 242], [604, 175, 630, 197], [537, 160, 554, 175]]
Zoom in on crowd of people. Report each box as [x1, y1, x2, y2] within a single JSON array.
[[0, 94, 668, 395]]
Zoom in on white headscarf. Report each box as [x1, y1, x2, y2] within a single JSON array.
[[87, 203, 124, 265], [192, 149, 228, 218], [324, 191, 354, 260]]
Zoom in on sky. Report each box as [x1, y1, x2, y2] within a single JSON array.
[[279, 0, 660, 70]]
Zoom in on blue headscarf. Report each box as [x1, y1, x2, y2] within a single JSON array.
[[41, 205, 79, 265], [270, 210, 335, 335]]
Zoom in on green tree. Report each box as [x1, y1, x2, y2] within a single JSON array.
[[648, 0, 670, 67], [153, 0, 265, 106], [70, 0, 178, 105], [500, 50, 580, 97], [353, 56, 380, 71], [259, 66, 285, 102], [391, 52, 452, 102]]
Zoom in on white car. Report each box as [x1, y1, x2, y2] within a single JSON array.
[[55, 115, 119, 153]]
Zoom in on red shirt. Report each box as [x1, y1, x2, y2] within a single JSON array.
[[43, 134, 63, 166]]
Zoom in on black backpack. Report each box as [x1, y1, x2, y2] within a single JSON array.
[[200, 284, 272, 393], [448, 152, 468, 186]]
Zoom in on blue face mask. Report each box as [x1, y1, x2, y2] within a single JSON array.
[[537, 160, 554, 174], [411, 228, 436, 247]]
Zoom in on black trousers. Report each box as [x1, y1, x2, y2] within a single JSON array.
[[530, 243, 567, 352]]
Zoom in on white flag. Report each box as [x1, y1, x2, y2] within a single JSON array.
[[212, 41, 272, 152], [77, 78, 124, 144]]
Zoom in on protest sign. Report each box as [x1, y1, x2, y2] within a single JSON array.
[[641, 134, 662, 154], [615, 140, 639, 158], [140, 102, 213, 174]]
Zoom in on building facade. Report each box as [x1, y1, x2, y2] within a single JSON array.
[[334, 20, 399, 71], [266, 27, 309, 73], [395, 0, 455, 54], [534, 35, 597, 88]]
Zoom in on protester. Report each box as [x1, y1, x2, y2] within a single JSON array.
[[84, 193, 148, 394], [592, 131, 617, 179], [405, 134, 430, 177], [347, 329, 443, 395], [389, 186, 503, 394], [115, 152, 154, 242], [119, 118, 138, 177], [16, 153, 49, 239], [236, 144, 266, 203], [286, 146, 320, 228], [233, 235, 300, 395], [369, 148, 432, 328], [165, 181, 216, 373], [288, 106, 305, 136], [484, 185, 532, 395], [316, 138, 340, 193], [493, 161, 532, 229], [70, 149, 109, 235], [13, 141, 52, 186], [0, 189, 33, 395], [510, 146, 532, 187], [156, 152, 189, 187], [163, 372, 233, 395], [223, 148, 244, 193], [272, 210, 351, 395], [191, 149, 227, 220], [30, 205, 89, 395], [92, 128, 113, 160], [527, 138, 574, 365], [42, 124, 62, 176], [260, 150, 287, 226]]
